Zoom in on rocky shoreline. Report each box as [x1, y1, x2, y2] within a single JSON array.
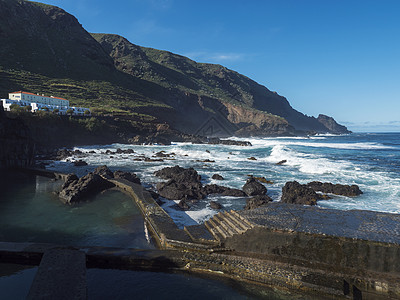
[[53, 162, 363, 215]]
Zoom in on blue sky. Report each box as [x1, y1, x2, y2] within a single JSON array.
[[40, 0, 400, 132]]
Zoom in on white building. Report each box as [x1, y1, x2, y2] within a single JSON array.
[[1, 91, 90, 115], [9, 91, 69, 107]]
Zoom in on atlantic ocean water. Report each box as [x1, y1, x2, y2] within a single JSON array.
[[48, 132, 400, 228]]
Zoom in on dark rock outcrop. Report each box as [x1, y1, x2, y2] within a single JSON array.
[[307, 181, 363, 197], [156, 179, 205, 201], [203, 184, 246, 197], [210, 201, 222, 210], [244, 195, 273, 210], [248, 175, 274, 184], [113, 170, 141, 184], [61, 173, 79, 190], [317, 114, 351, 134], [59, 172, 115, 204], [242, 177, 267, 196], [55, 149, 73, 160], [155, 166, 204, 201], [154, 166, 201, 183], [207, 138, 252, 147], [93, 165, 141, 184], [155, 165, 246, 201], [178, 199, 190, 210], [73, 160, 88, 166], [276, 160, 287, 165], [281, 181, 321, 206], [93, 165, 114, 179], [212, 174, 224, 180]]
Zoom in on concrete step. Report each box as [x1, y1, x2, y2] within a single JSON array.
[[224, 211, 252, 231], [230, 210, 255, 229], [213, 213, 239, 236], [221, 211, 248, 233], [204, 211, 256, 241], [208, 217, 230, 239], [204, 220, 224, 241]]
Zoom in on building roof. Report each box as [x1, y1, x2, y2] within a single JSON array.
[[10, 91, 68, 101]]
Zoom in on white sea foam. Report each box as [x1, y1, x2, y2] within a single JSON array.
[[261, 144, 353, 175], [245, 138, 395, 150]]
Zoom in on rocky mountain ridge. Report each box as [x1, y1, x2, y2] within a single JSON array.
[[0, 0, 350, 137]]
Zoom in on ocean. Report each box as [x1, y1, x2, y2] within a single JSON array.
[[47, 132, 400, 228]]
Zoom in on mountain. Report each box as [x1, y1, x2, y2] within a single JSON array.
[[0, 0, 350, 137]]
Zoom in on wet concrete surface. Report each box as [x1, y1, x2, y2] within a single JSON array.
[[240, 203, 400, 244]]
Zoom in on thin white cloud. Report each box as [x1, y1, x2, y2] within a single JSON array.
[[210, 53, 243, 61], [184, 52, 244, 63]]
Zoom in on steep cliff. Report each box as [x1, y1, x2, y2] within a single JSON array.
[[317, 114, 351, 134]]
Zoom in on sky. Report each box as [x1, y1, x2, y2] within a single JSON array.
[[39, 0, 400, 132]]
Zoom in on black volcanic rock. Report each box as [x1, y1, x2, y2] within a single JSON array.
[[113, 170, 141, 184], [59, 172, 115, 204], [156, 179, 205, 201], [73, 160, 88, 166], [221, 188, 247, 197], [281, 181, 321, 206], [242, 177, 267, 196], [155, 166, 247, 201], [61, 173, 79, 190], [203, 184, 246, 197], [210, 201, 222, 210], [93, 165, 141, 184], [307, 181, 362, 197], [155, 166, 204, 201], [212, 174, 224, 180], [317, 114, 351, 134], [207, 138, 252, 146], [244, 195, 272, 210], [93, 165, 114, 179], [154, 166, 202, 184]]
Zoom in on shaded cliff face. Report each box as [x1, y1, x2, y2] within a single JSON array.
[[0, 106, 34, 168], [317, 114, 351, 134], [0, 0, 350, 137]]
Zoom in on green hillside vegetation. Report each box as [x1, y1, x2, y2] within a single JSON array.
[[0, 67, 167, 117], [92, 33, 261, 107]]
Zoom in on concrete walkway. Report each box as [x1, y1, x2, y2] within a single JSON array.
[[239, 202, 400, 244], [27, 249, 87, 300]]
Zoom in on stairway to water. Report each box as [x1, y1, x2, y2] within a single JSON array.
[[203, 210, 255, 241]]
